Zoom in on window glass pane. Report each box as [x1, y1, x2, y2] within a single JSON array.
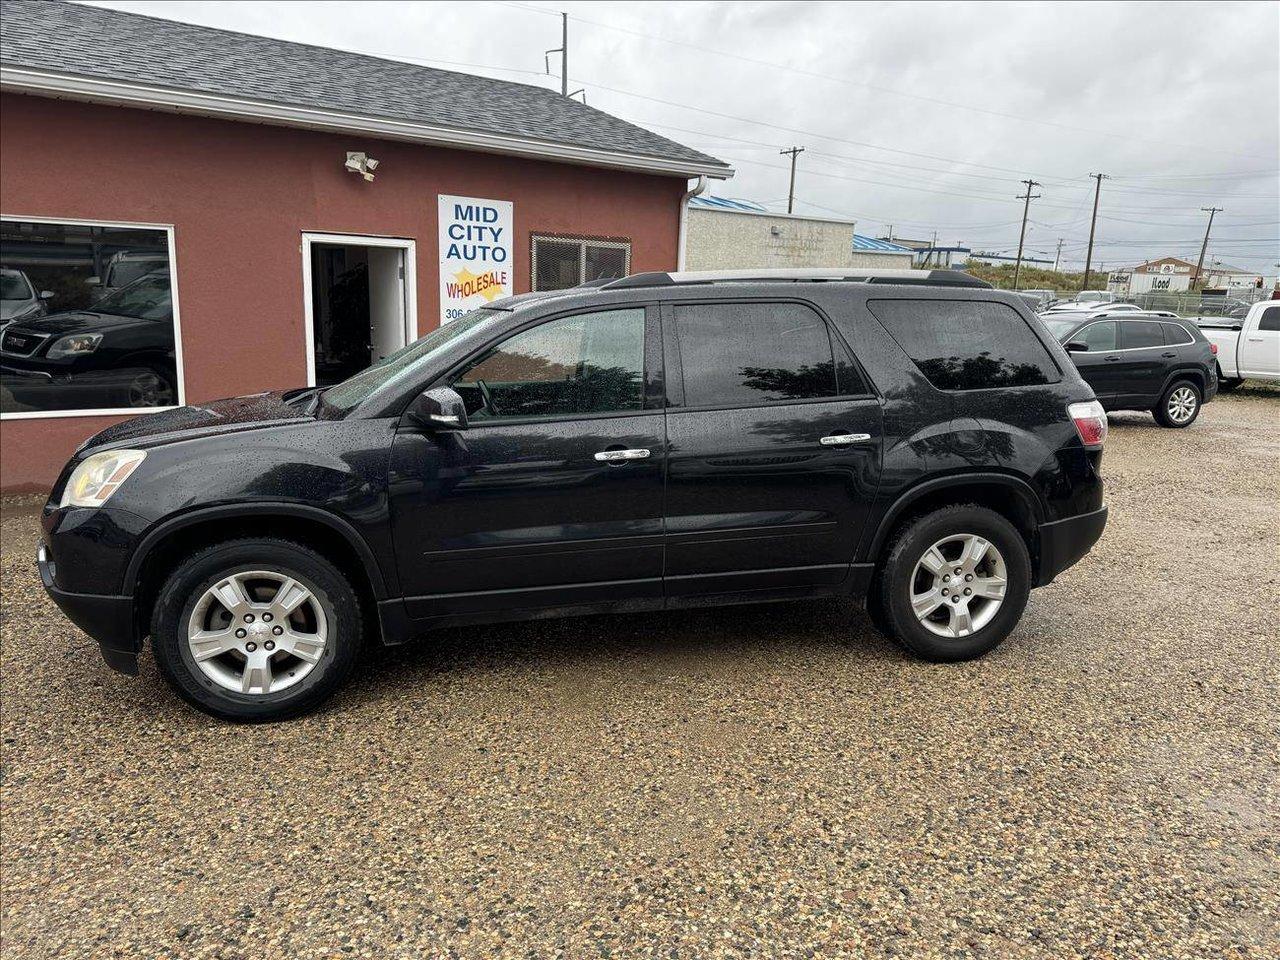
[[1, 220, 178, 414], [1258, 306, 1280, 332], [674, 302, 837, 407], [452, 308, 644, 419], [584, 244, 628, 283], [1119, 320, 1164, 349], [867, 299, 1061, 391], [533, 239, 582, 291], [1160, 322, 1194, 346], [1080, 321, 1116, 351]]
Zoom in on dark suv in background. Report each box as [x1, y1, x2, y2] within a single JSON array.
[[39, 268, 1108, 721], [1042, 312, 1217, 427]]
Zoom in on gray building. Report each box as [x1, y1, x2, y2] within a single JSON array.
[[685, 197, 914, 271]]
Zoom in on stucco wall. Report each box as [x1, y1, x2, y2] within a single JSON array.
[[0, 93, 687, 491], [685, 208, 913, 271]]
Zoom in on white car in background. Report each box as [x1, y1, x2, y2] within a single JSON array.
[[0, 268, 53, 329], [1195, 301, 1280, 389]]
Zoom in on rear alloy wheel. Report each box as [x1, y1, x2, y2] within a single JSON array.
[[879, 505, 1030, 662], [128, 368, 176, 408], [1154, 380, 1201, 428], [152, 539, 362, 721]]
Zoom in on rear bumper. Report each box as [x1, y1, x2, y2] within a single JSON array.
[[38, 542, 139, 675], [1035, 505, 1108, 587]]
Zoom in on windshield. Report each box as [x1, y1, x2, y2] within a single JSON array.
[[1, 272, 34, 300], [1042, 317, 1080, 340], [106, 258, 167, 288], [320, 307, 507, 414], [91, 273, 172, 320], [1076, 291, 1109, 303]]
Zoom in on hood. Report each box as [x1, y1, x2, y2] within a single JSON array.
[[80, 390, 319, 452], [1, 299, 38, 322], [11, 309, 155, 336]]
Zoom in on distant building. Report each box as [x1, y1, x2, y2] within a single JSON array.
[[685, 197, 914, 270], [1202, 262, 1263, 291], [1112, 257, 1197, 294], [907, 245, 972, 269], [967, 251, 1053, 268]]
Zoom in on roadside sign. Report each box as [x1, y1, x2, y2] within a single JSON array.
[[438, 195, 513, 324]]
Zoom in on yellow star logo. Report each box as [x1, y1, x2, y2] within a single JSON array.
[[453, 267, 506, 302]]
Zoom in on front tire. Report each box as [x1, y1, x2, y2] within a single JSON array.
[[1153, 379, 1201, 428], [878, 505, 1031, 662], [151, 538, 362, 722]]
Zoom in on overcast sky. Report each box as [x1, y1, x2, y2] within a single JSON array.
[[86, 0, 1280, 274]]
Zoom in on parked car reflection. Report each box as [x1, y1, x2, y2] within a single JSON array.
[[0, 271, 178, 413], [0, 268, 54, 330]]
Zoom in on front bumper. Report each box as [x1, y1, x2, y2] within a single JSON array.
[[1035, 505, 1108, 587], [38, 542, 140, 674]]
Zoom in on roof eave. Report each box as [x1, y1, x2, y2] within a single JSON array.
[[0, 66, 735, 180]]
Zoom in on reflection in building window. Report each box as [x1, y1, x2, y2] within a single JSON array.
[[1, 219, 180, 416]]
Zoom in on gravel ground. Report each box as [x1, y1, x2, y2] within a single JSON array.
[[2, 390, 1278, 959]]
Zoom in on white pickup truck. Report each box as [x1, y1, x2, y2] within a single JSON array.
[[1195, 301, 1280, 390]]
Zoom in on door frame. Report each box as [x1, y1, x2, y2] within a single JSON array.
[[300, 232, 418, 387]]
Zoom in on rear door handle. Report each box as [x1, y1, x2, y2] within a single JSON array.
[[820, 433, 872, 446], [594, 448, 651, 462], [1105, 355, 1121, 362], [1161, 352, 1177, 358]]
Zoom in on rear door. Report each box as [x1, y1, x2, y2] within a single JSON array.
[[387, 304, 666, 621], [661, 298, 883, 599], [1239, 304, 1280, 378], [1113, 319, 1169, 406]]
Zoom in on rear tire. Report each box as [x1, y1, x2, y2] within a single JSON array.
[[878, 505, 1031, 662], [1153, 379, 1201, 428], [151, 538, 362, 722]]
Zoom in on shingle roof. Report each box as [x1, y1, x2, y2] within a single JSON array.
[[0, 0, 731, 178]]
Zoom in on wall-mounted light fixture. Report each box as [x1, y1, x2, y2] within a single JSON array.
[[344, 151, 380, 182]]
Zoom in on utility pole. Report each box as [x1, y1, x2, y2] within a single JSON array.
[[1013, 179, 1042, 290], [1081, 172, 1109, 292], [545, 12, 568, 96], [1054, 238, 1064, 273], [1193, 206, 1223, 289], [780, 146, 804, 214]]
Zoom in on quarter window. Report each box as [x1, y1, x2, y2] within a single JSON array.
[[451, 308, 645, 420], [531, 235, 631, 291], [1118, 320, 1164, 349], [673, 302, 858, 408], [868, 299, 1061, 391], [1160, 322, 1194, 346], [1258, 306, 1280, 332]]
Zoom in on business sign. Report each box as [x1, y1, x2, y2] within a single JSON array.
[[438, 194, 513, 324]]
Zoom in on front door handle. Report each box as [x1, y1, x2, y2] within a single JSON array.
[[820, 433, 872, 446], [1105, 355, 1121, 362], [1161, 352, 1177, 358], [594, 448, 651, 462]]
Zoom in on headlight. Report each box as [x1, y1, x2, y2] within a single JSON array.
[[60, 449, 147, 508], [47, 333, 103, 359]]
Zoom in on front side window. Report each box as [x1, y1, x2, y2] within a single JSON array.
[[531, 235, 631, 291], [1079, 320, 1117, 351], [1, 218, 181, 417], [868, 299, 1061, 391], [1119, 320, 1165, 349], [451, 308, 645, 420]]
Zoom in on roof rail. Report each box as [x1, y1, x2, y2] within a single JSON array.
[[601, 267, 991, 290]]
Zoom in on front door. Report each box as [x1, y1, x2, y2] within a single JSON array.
[[388, 305, 665, 621], [1239, 304, 1280, 378], [661, 299, 883, 599]]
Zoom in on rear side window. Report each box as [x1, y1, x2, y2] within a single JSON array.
[[867, 299, 1061, 390], [1161, 322, 1194, 346], [1259, 306, 1280, 332], [673, 302, 862, 407], [1118, 320, 1165, 349]]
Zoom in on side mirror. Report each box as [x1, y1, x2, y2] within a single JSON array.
[[1065, 340, 1089, 353], [410, 386, 468, 431], [39, 290, 55, 300], [86, 277, 101, 287]]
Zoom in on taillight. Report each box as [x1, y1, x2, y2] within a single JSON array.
[[1210, 342, 1218, 355], [1068, 400, 1107, 448]]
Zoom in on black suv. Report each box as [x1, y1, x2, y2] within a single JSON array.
[[1042, 312, 1217, 427], [39, 269, 1108, 721]]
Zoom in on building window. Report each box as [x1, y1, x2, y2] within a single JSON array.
[[531, 235, 631, 291], [1, 218, 182, 418]]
